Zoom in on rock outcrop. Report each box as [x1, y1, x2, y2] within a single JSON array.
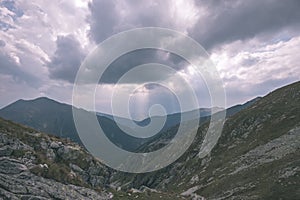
[[0, 118, 113, 199]]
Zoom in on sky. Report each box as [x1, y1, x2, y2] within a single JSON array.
[[0, 0, 299, 119]]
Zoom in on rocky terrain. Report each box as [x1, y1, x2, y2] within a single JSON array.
[[0, 118, 183, 200], [0, 81, 299, 199], [0, 117, 113, 199]]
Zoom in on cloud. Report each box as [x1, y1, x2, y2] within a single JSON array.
[[47, 35, 85, 83], [190, 0, 300, 50], [0, 0, 92, 108], [0, 40, 5, 47], [85, 0, 300, 85], [0, 74, 39, 108], [0, 0, 23, 31], [0, 50, 41, 87], [87, 0, 120, 44], [211, 35, 300, 106], [87, 0, 300, 51], [87, 0, 199, 44], [100, 49, 188, 84]]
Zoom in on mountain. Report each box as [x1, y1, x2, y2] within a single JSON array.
[[0, 97, 81, 143], [0, 81, 299, 199], [0, 98, 149, 151], [0, 96, 257, 153], [110, 81, 300, 199]]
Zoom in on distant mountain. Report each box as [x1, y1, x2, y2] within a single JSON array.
[[0, 97, 81, 143], [97, 107, 222, 129], [0, 97, 149, 151], [0, 96, 260, 152]]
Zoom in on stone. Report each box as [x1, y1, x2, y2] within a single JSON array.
[[50, 141, 60, 149]]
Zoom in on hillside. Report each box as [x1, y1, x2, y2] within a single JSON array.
[[111, 81, 300, 199]]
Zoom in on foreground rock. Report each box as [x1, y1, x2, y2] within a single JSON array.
[[0, 117, 114, 199], [0, 157, 112, 199]]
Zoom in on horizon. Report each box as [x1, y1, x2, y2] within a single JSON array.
[[4, 79, 300, 120], [0, 89, 268, 121]]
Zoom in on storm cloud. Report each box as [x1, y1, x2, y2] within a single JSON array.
[[190, 0, 300, 50], [87, 0, 197, 44], [47, 35, 85, 83], [100, 49, 188, 84], [87, 0, 300, 50]]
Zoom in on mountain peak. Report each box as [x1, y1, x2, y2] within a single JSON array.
[[17, 96, 60, 104]]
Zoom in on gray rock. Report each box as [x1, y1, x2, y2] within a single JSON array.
[[50, 141, 60, 149], [0, 157, 28, 174], [40, 139, 48, 150], [70, 163, 83, 172], [0, 145, 13, 156], [46, 148, 56, 160], [0, 157, 112, 199]]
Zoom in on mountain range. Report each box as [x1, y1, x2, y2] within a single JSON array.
[[0, 81, 299, 199], [0, 96, 260, 152]]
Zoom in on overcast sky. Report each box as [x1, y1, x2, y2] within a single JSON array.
[[0, 0, 299, 118]]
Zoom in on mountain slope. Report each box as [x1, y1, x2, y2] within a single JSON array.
[[111, 81, 300, 199], [225, 96, 262, 117], [0, 97, 81, 143]]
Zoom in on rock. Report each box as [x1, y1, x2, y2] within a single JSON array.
[[190, 175, 199, 185], [57, 145, 79, 160], [0, 146, 13, 156], [39, 163, 48, 169], [89, 175, 105, 187], [128, 188, 142, 194], [0, 157, 111, 199], [50, 141, 60, 149], [181, 185, 201, 196], [0, 157, 28, 174], [40, 139, 48, 150], [46, 148, 56, 160], [70, 163, 83, 172]]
